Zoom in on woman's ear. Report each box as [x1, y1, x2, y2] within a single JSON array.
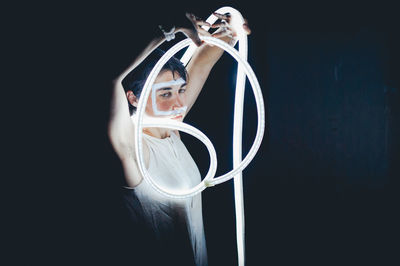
[[126, 90, 138, 107]]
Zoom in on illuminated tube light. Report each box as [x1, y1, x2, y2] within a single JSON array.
[[189, 8, 250, 266], [181, 9, 251, 264], [134, 36, 264, 196], [214, 8, 248, 266], [134, 7, 264, 266], [133, 115, 218, 197]]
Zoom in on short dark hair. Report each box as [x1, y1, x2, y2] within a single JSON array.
[[122, 48, 188, 115]]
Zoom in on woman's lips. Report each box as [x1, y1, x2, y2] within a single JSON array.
[[171, 115, 183, 120]]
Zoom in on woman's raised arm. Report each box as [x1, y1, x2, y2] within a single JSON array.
[[108, 33, 165, 160], [184, 12, 251, 116], [108, 14, 206, 187]]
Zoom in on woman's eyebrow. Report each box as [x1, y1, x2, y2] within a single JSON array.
[[156, 83, 187, 91], [156, 87, 172, 91]]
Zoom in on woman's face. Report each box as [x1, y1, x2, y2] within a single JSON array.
[[145, 70, 187, 121]]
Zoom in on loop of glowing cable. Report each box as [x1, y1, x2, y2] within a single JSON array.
[[134, 36, 264, 198], [134, 7, 259, 266], [135, 117, 217, 198]]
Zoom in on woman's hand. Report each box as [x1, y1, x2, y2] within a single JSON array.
[[177, 12, 251, 47], [177, 13, 212, 46], [180, 12, 251, 117], [210, 12, 251, 43]]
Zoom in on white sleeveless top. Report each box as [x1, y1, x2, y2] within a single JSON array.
[[127, 131, 207, 266]]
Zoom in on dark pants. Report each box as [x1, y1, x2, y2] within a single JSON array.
[[120, 188, 196, 266]]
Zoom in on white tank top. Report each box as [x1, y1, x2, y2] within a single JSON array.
[[127, 131, 207, 266]]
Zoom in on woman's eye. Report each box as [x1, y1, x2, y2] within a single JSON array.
[[160, 92, 171, 97], [179, 88, 186, 93]]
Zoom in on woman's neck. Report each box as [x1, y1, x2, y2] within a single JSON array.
[[143, 127, 171, 139]]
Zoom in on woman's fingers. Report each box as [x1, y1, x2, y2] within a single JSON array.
[[185, 12, 201, 27], [210, 21, 229, 29], [197, 27, 212, 36], [213, 12, 231, 22], [197, 21, 212, 27], [211, 29, 235, 39], [212, 13, 251, 36], [183, 12, 250, 45], [184, 12, 205, 46]]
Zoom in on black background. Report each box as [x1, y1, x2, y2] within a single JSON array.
[[6, 0, 400, 265]]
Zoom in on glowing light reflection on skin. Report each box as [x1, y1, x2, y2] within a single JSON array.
[[134, 7, 264, 266]]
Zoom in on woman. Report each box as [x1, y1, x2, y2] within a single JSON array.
[[108, 11, 250, 266]]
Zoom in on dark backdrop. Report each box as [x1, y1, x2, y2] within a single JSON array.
[[8, 0, 399, 265]]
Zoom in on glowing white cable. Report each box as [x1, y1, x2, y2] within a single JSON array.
[[212, 8, 247, 266], [218, 8, 248, 266], [133, 115, 217, 198], [183, 8, 250, 265], [134, 37, 264, 196], [134, 8, 265, 266]]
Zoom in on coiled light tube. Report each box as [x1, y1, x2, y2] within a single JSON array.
[[180, 8, 250, 266], [133, 116, 217, 197], [134, 9, 265, 266], [134, 36, 264, 196]]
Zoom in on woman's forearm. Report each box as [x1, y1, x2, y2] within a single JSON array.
[[190, 32, 236, 69], [183, 33, 236, 114]]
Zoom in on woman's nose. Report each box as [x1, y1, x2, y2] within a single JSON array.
[[174, 93, 184, 108]]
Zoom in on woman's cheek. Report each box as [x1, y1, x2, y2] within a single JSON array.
[[158, 100, 173, 111]]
